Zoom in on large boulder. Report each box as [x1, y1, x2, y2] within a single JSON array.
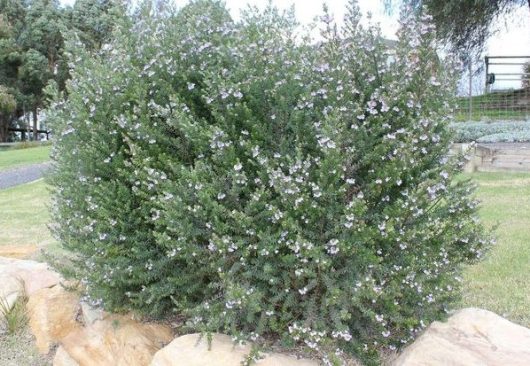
[[53, 314, 173, 366], [0, 273, 23, 312], [0, 256, 61, 320], [27, 285, 81, 354], [150, 333, 318, 366], [393, 308, 530, 366], [0, 256, 61, 296], [54, 346, 80, 366]]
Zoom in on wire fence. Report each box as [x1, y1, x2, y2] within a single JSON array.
[[456, 56, 530, 121]]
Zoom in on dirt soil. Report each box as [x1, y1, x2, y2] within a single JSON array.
[[0, 325, 52, 366]]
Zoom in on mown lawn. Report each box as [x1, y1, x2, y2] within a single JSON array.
[[0, 145, 51, 171], [460, 172, 530, 327], [0, 172, 528, 327], [0, 180, 55, 258]]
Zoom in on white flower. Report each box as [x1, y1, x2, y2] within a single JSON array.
[[326, 239, 339, 255], [234, 163, 242, 171], [187, 82, 195, 90], [217, 192, 226, 200]]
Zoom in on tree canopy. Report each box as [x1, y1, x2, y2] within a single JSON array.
[[0, 0, 117, 142], [386, 0, 530, 57]]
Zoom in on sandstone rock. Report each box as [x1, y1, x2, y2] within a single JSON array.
[[79, 301, 105, 325], [53, 314, 173, 366], [53, 346, 80, 366], [150, 333, 318, 366], [0, 273, 23, 313], [0, 256, 61, 296], [393, 308, 530, 366], [256, 353, 319, 366], [27, 285, 81, 354]]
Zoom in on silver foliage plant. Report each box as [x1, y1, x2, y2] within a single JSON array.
[[47, 1, 491, 364]]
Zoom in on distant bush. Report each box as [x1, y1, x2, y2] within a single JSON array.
[[47, 1, 491, 364], [477, 131, 530, 143], [8, 141, 52, 150], [451, 120, 530, 143]]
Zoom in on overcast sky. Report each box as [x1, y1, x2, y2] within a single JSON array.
[[61, 0, 530, 90]]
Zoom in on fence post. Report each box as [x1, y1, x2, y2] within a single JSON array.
[[484, 56, 489, 94], [468, 60, 473, 121]]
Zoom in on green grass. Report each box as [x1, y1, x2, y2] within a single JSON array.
[[454, 110, 529, 122], [0, 145, 51, 172], [0, 282, 29, 335], [455, 91, 530, 121], [0, 180, 55, 251], [460, 172, 530, 327]]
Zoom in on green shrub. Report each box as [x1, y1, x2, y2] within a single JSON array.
[[451, 120, 530, 142], [477, 131, 530, 143], [47, 1, 490, 363]]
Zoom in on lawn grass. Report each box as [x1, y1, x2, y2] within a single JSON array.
[[454, 110, 530, 122], [0, 145, 51, 172], [460, 172, 530, 327], [0, 180, 55, 255]]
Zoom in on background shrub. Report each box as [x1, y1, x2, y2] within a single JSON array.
[[47, 0, 491, 364], [451, 120, 530, 142]]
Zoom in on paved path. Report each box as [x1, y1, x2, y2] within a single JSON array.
[[0, 162, 50, 190]]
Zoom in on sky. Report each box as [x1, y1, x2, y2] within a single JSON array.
[[60, 0, 530, 91]]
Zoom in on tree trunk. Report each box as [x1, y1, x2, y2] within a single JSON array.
[[33, 108, 39, 141], [0, 114, 8, 143]]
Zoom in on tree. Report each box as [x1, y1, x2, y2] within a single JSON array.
[[18, 49, 51, 139], [70, 0, 115, 51], [0, 3, 25, 142], [0, 0, 69, 141], [0, 84, 16, 141], [19, 0, 68, 140], [386, 0, 530, 56]]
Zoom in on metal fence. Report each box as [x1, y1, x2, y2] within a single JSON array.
[[456, 56, 530, 121]]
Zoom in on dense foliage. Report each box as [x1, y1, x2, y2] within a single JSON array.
[[0, 84, 16, 139], [0, 0, 117, 142], [452, 120, 530, 142], [48, 1, 491, 364]]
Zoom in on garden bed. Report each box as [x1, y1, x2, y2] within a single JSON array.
[[453, 142, 530, 172]]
